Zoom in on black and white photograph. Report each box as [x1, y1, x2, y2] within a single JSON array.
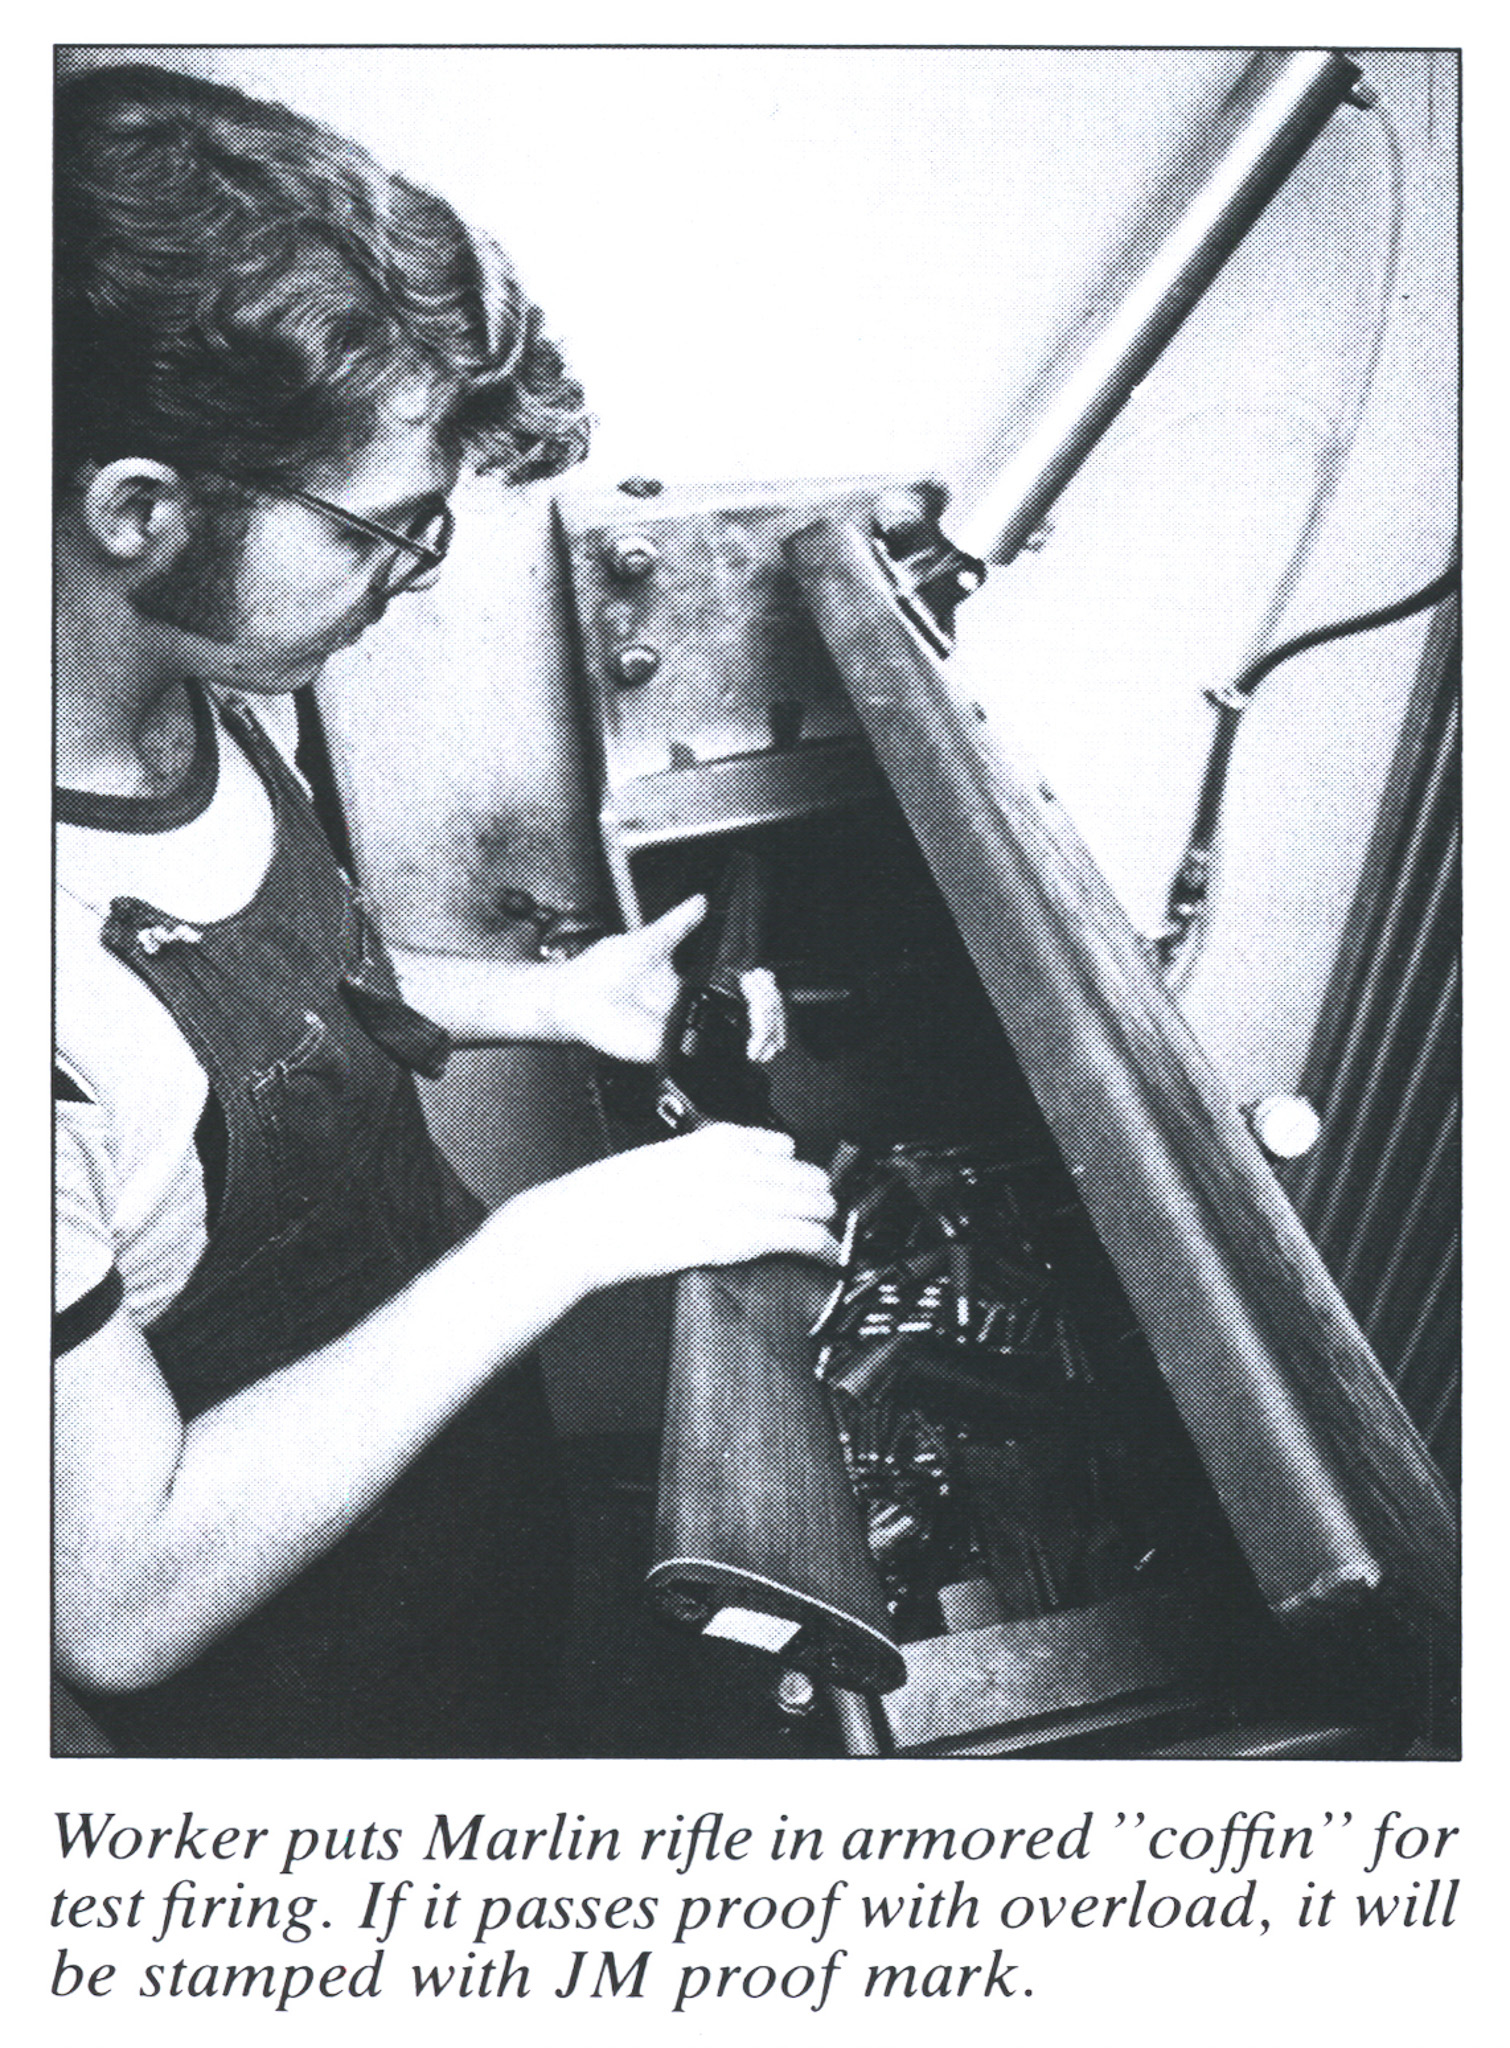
[[51, 42, 1459, 1778]]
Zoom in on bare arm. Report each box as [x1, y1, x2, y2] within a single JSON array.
[[388, 946, 575, 1045], [388, 899, 704, 1059], [390, 895, 784, 1064], [54, 1127, 836, 1693]]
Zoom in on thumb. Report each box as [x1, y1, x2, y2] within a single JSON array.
[[638, 894, 707, 956]]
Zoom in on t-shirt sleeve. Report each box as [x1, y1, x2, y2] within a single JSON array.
[[55, 1078, 124, 1355]]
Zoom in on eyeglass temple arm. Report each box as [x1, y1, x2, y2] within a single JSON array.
[[285, 486, 446, 563]]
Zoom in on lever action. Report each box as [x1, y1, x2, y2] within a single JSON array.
[[655, 849, 782, 1134]]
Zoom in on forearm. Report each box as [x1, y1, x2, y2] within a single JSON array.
[[55, 1179, 594, 1691], [57, 1126, 836, 1694], [389, 945, 571, 1045]]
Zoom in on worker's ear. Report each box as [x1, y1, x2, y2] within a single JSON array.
[[77, 460, 193, 564]]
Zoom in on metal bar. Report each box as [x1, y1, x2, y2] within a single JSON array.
[[1395, 1235, 1461, 1424], [1333, 961, 1459, 1298], [1418, 1290, 1463, 1461], [1314, 717, 1457, 1173], [1363, 1090, 1459, 1352], [877, 1586, 1264, 1753], [1142, 1718, 1407, 1761], [1290, 606, 1459, 1217], [1312, 834, 1459, 1256], [829, 1687, 885, 1757], [953, 50, 1362, 563]]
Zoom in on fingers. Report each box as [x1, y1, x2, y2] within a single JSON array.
[[680, 1125, 837, 1235], [736, 1176, 835, 1226], [576, 1123, 837, 1282], [739, 967, 787, 1062], [791, 1224, 845, 1265], [639, 894, 707, 955], [692, 1122, 795, 1156]]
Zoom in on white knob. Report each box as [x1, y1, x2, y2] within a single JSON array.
[[1248, 1094, 1321, 1160]]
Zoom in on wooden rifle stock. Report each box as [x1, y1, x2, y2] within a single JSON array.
[[649, 1258, 907, 1694], [647, 849, 907, 1693]]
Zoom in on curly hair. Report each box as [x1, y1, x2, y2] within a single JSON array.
[[55, 63, 590, 494]]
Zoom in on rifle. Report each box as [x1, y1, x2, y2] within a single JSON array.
[[637, 49, 1453, 1730], [646, 851, 907, 1694], [653, 849, 781, 1136]]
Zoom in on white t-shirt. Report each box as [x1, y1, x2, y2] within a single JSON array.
[[55, 693, 305, 1336]]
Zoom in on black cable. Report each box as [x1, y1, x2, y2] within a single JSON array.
[[1216, 560, 1460, 709], [1153, 556, 1459, 973]]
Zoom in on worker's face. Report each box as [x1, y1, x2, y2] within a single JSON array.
[[132, 381, 458, 694]]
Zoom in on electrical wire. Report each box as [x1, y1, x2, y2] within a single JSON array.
[[1151, 556, 1459, 972], [1151, 93, 1428, 981], [1212, 561, 1460, 712]]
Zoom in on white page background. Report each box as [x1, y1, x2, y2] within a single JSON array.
[[14, 8, 1498, 2044]]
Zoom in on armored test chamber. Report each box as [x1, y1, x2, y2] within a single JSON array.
[[548, 474, 1456, 1760]]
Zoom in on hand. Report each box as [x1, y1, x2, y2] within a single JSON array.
[[531, 1125, 839, 1289], [549, 897, 787, 1064], [543, 896, 704, 1061]]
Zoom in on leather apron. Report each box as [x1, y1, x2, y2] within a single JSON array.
[[76, 694, 571, 1757]]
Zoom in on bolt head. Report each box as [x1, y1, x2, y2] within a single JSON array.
[[607, 532, 659, 581], [775, 1668, 817, 1717], [872, 486, 932, 544], [613, 642, 661, 686]]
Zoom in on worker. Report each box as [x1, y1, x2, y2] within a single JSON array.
[[53, 62, 837, 1756]]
